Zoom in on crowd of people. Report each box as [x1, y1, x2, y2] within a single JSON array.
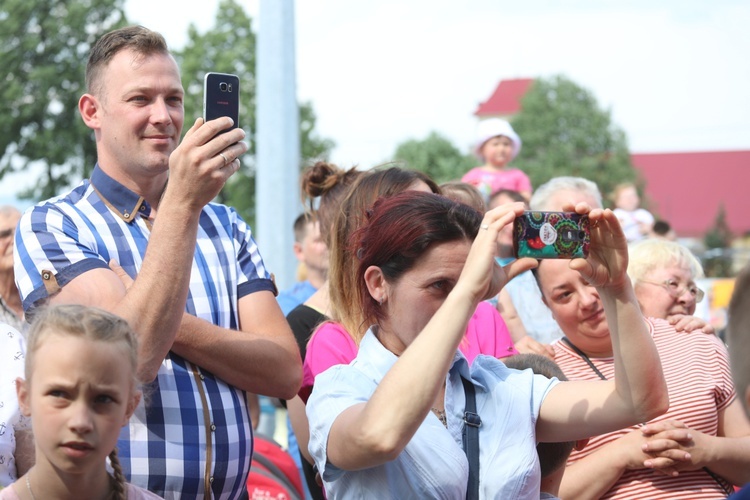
[[0, 23, 748, 500]]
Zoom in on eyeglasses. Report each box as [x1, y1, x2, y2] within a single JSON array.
[[639, 278, 705, 303]]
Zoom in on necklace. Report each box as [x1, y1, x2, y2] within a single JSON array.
[[25, 474, 37, 500], [431, 407, 447, 427]]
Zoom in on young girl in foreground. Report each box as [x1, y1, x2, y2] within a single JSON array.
[[0, 305, 161, 500]]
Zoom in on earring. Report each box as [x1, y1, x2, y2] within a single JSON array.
[[379, 296, 385, 305]]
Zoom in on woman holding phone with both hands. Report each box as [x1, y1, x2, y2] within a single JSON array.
[[305, 191, 668, 499], [545, 238, 750, 498]]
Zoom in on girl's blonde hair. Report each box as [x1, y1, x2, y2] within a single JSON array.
[[25, 304, 139, 500]]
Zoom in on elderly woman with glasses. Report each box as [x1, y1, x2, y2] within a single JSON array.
[[543, 238, 750, 499], [629, 238, 713, 333]]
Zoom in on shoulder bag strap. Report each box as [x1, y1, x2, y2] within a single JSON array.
[[461, 376, 482, 500]]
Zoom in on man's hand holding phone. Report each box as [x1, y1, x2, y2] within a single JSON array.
[[163, 72, 246, 212]]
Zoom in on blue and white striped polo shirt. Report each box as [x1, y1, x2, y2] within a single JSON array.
[[14, 165, 274, 499]]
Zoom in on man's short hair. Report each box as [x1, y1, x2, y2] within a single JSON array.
[[86, 25, 170, 95], [530, 177, 602, 211], [293, 213, 312, 243], [727, 264, 750, 415], [503, 354, 575, 477], [652, 220, 672, 236]]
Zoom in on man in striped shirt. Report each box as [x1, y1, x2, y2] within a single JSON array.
[[13, 26, 302, 499]]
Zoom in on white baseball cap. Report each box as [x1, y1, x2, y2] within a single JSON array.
[[474, 119, 522, 160]]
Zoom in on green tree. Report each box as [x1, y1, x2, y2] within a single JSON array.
[[511, 75, 637, 199], [393, 131, 475, 184], [175, 0, 333, 224], [703, 204, 733, 277], [0, 0, 127, 200]]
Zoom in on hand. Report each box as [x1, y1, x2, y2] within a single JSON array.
[[456, 202, 537, 303], [164, 117, 249, 211], [668, 314, 715, 335], [567, 204, 630, 291], [604, 424, 692, 473], [640, 420, 711, 476], [513, 335, 555, 360]]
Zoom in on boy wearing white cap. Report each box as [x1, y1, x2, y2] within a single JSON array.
[[461, 118, 531, 201]]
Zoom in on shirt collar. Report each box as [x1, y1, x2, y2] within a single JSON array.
[[90, 165, 152, 222], [358, 326, 477, 386], [356, 327, 399, 380]]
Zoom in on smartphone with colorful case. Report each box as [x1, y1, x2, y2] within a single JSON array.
[[513, 211, 590, 259]]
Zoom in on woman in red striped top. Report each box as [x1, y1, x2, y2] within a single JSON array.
[[537, 239, 750, 499]]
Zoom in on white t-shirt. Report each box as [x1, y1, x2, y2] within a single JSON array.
[[613, 208, 654, 242], [0, 325, 26, 487]]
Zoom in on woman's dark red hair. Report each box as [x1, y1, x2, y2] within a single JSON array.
[[353, 191, 482, 326]]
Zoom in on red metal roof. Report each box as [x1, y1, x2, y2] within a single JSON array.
[[631, 151, 750, 238], [474, 79, 749, 239], [474, 78, 535, 117]]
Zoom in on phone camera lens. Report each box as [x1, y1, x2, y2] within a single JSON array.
[[578, 231, 586, 240], [220, 82, 228, 91]]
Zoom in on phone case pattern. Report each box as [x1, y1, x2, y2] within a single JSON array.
[[513, 211, 590, 259]]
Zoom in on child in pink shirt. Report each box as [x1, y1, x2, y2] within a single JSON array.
[[461, 119, 531, 201]]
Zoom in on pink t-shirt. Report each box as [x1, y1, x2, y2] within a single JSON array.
[[299, 301, 517, 402], [461, 167, 532, 199]]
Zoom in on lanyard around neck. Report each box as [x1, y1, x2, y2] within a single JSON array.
[[560, 337, 608, 381]]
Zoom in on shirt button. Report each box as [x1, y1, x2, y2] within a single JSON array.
[[209, 476, 214, 484], [199, 373, 205, 380], [210, 423, 216, 431], [140, 205, 146, 211], [123, 212, 130, 219]]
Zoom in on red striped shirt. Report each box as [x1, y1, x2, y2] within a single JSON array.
[[554, 318, 736, 499]]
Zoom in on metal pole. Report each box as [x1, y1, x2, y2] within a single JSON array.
[[256, 0, 300, 290]]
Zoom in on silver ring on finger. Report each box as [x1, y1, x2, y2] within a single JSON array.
[[219, 152, 229, 166], [481, 224, 489, 230]]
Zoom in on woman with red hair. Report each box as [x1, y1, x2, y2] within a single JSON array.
[[306, 191, 668, 498]]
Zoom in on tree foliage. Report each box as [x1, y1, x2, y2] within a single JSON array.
[[175, 0, 333, 224], [511, 75, 637, 200], [0, 0, 127, 200], [393, 131, 476, 184], [0, 0, 332, 222], [703, 204, 733, 277]]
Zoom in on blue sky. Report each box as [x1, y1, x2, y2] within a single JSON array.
[[4, 0, 748, 199]]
